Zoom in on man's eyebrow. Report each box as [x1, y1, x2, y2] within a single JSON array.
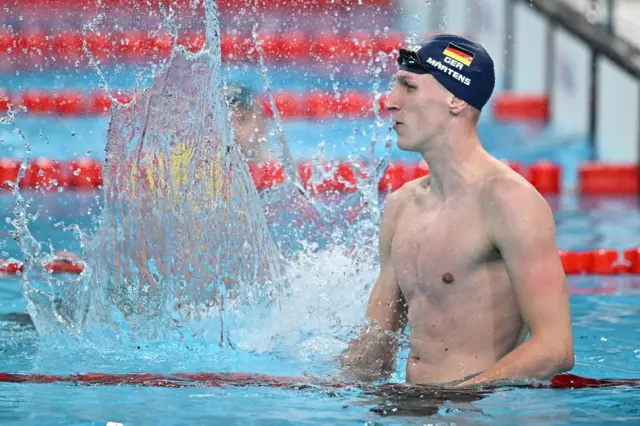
[[396, 75, 417, 85]]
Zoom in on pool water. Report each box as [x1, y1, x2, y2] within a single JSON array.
[[0, 188, 639, 425]]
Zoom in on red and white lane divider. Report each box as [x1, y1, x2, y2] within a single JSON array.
[[0, 30, 404, 65], [0, 259, 83, 275], [0, 158, 638, 195], [11, 0, 392, 11], [0, 84, 570, 124], [0, 89, 551, 123], [0, 370, 637, 390], [2, 248, 638, 276], [0, 89, 389, 119]]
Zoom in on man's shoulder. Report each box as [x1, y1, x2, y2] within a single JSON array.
[[481, 170, 552, 221], [479, 170, 557, 252], [385, 176, 425, 205], [380, 177, 423, 223], [483, 170, 534, 196]]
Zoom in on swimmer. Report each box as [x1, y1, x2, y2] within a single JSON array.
[[339, 34, 574, 387], [45, 86, 276, 268], [224, 84, 276, 164]]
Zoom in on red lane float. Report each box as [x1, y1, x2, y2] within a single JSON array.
[[0, 31, 404, 66], [19, 158, 68, 190], [492, 93, 550, 123], [12, 0, 392, 10], [0, 259, 84, 274], [527, 160, 561, 194], [0, 88, 562, 135], [579, 163, 639, 195], [2, 248, 639, 276], [0, 158, 547, 193], [1, 158, 639, 196], [560, 248, 640, 275], [0, 159, 20, 190], [68, 158, 104, 188], [0, 371, 636, 390], [1, 89, 390, 119]]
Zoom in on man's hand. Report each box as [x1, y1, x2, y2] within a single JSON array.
[[338, 322, 399, 382]]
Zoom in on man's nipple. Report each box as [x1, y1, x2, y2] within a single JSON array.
[[442, 272, 455, 284]]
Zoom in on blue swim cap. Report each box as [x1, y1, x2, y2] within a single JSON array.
[[224, 84, 255, 109], [397, 34, 495, 111]]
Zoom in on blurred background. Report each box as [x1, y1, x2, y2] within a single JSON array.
[[0, 0, 638, 234], [0, 0, 638, 186]]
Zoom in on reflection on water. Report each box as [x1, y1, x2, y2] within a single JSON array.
[[353, 383, 491, 418]]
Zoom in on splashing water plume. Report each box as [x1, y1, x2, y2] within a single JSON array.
[[18, 0, 288, 347], [10, 0, 391, 369]]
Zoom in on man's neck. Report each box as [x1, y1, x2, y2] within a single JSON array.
[[420, 129, 486, 199]]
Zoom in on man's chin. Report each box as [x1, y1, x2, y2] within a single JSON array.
[[396, 138, 418, 152]]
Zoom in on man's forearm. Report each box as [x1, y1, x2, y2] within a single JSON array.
[[340, 342, 395, 381], [339, 326, 398, 382], [457, 337, 574, 387]]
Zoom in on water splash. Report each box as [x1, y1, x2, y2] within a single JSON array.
[[17, 0, 288, 346], [7, 0, 397, 372]]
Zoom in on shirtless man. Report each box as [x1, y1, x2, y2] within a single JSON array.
[[339, 34, 574, 387]]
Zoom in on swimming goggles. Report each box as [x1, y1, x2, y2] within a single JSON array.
[[397, 48, 432, 73]]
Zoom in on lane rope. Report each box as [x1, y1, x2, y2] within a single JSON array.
[[2, 248, 638, 276], [9, 0, 393, 10], [0, 30, 404, 65], [0, 371, 636, 390], [0, 88, 557, 124], [0, 157, 638, 195], [0, 89, 390, 119]]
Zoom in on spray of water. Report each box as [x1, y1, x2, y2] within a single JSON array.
[[15, 1, 288, 348], [8, 0, 395, 373]]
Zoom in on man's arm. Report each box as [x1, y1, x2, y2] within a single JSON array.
[[458, 178, 574, 387], [339, 190, 408, 381]]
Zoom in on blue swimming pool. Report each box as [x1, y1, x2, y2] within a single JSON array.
[[0, 190, 639, 425], [1, 45, 640, 425]]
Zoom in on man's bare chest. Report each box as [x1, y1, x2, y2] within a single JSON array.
[[390, 198, 493, 302]]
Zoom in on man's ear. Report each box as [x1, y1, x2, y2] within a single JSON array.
[[448, 96, 468, 116]]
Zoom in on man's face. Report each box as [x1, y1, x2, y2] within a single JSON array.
[[230, 104, 268, 160], [385, 71, 452, 152]]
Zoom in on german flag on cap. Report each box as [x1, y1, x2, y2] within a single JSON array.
[[443, 43, 474, 66]]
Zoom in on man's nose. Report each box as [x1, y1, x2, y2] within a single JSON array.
[[384, 88, 399, 112]]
